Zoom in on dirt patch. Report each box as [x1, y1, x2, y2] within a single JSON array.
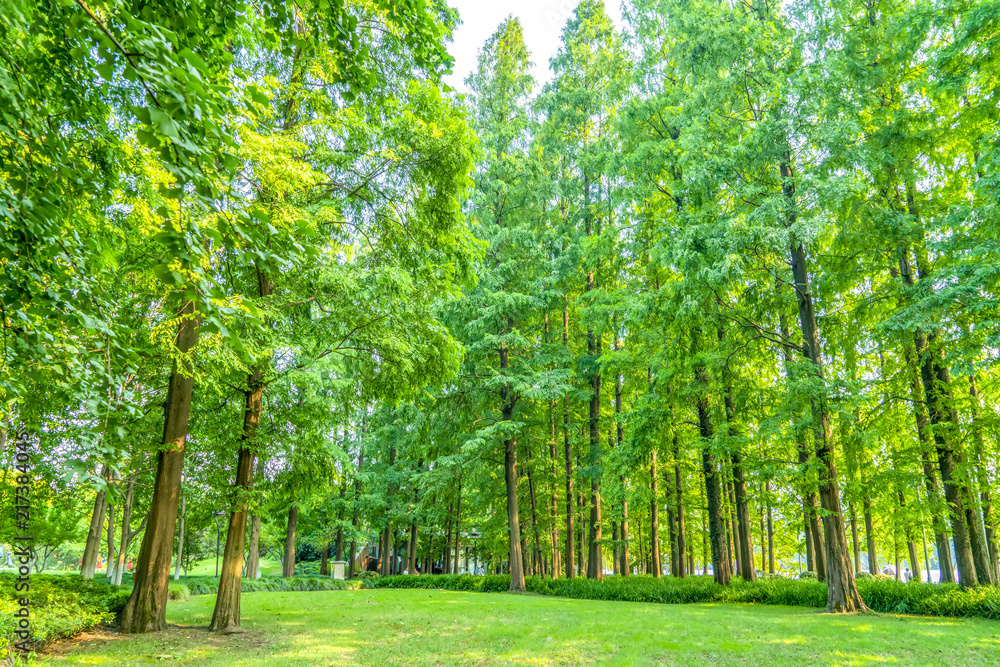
[[42, 623, 271, 659]]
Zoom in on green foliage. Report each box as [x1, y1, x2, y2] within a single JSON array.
[[179, 575, 352, 595], [0, 573, 124, 650]]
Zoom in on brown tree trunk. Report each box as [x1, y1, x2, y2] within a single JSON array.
[[586, 331, 602, 580], [283, 504, 298, 578], [785, 152, 864, 611], [732, 452, 756, 581], [849, 502, 861, 574], [525, 444, 545, 578], [696, 341, 730, 585], [210, 443, 256, 630], [650, 449, 661, 578], [505, 435, 526, 591], [673, 434, 685, 578], [453, 474, 462, 574], [780, 311, 825, 581], [120, 301, 199, 633], [621, 492, 630, 577], [723, 385, 755, 582], [246, 514, 261, 580], [174, 493, 186, 581], [81, 466, 109, 579], [863, 497, 877, 574], [969, 375, 999, 580], [210, 358, 265, 631], [105, 503, 116, 579], [766, 482, 776, 574], [563, 300, 575, 579], [115, 476, 143, 586]]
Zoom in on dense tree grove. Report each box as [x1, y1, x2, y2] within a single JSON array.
[[3, 0, 1000, 631]]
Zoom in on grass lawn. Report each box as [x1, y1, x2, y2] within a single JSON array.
[[45, 589, 1000, 666], [183, 558, 284, 577]]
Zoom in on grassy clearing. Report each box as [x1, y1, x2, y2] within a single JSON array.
[[182, 558, 284, 577], [45, 588, 1000, 666]]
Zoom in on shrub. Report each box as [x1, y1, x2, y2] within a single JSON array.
[[368, 572, 1000, 620], [179, 575, 349, 595], [167, 582, 191, 601], [0, 573, 121, 651], [798, 570, 817, 580]]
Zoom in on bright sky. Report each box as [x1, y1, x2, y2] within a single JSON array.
[[442, 1, 625, 92]]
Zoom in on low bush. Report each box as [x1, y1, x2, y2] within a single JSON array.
[[0, 573, 124, 652], [368, 573, 1000, 620], [180, 575, 351, 596], [167, 582, 191, 601]]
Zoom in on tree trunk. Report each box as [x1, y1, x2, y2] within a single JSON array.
[[785, 151, 864, 611], [174, 493, 186, 581], [525, 445, 545, 578], [650, 450, 662, 578], [246, 514, 261, 580], [408, 521, 418, 573], [586, 328, 602, 580], [210, 443, 256, 630], [696, 341, 730, 585], [283, 504, 298, 578], [849, 502, 861, 573], [780, 311, 825, 581], [105, 503, 116, 579], [563, 301, 575, 579], [549, 399, 561, 579], [969, 375, 999, 580], [505, 435, 526, 591], [673, 435, 685, 578], [120, 301, 199, 633], [621, 492, 630, 577], [863, 497, 877, 574], [453, 474, 462, 574], [81, 467, 109, 579], [766, 481, 775, 574], [115, 476, 139, 586], [210, 360, 264, 631]]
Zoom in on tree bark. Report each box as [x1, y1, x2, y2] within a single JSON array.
[[695, 341, 730, 585], [80, 466, 109, 579], [563, 300, 575, 579], [210, 356, 265, 631], [969, 375, 999, 580], [210, 443, 256, 630], [283, 504, 298, 578], [673, 434, 685, 578], [766, 481, 776, 574], [115, 476, 143, 587], [505, 435, 526, 590], [174, 493, 186, 581], [785, 152, 865, 611], [105, 503, 116, 579], [650, 449, 661, 578], [120, 300, 199, 633], [525, 444, 545, 578]]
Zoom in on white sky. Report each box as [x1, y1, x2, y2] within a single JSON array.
[[442, 1, 625, 92]]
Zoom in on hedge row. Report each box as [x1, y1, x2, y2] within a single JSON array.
[[368, 573, 1000, 620], [180, 575, 358, 596]]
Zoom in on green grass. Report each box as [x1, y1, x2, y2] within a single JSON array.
[[44, 589, 1000, 666], [183, 558, 283, 577]]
